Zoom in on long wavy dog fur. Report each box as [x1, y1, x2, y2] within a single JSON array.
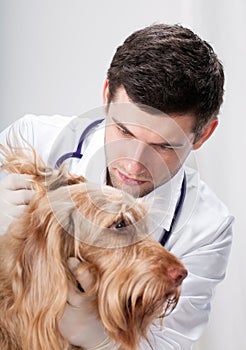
[[0, 140, 187, 350]]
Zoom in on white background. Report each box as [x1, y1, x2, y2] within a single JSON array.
[[1, 1, 245, 349]]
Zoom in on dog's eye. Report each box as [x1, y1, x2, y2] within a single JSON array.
[[108, 218, 132, 233], [114, 220, 127, 229]]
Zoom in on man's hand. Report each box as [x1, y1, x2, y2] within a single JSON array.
[[59, 257, 118, 350], [0, 174, 34, 235]]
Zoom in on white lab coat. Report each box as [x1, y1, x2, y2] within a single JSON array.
[[0, 114, 234, 349]]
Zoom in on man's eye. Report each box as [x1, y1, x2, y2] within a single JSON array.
[[159, 145, 173, 151], [117, 126, 130, 135]]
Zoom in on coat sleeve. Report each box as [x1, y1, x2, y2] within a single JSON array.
[[0, 115, 36, 180], [0, 115, 35, 147], [0, 114, 76, 167]]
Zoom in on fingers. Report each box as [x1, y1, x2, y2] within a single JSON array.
[[2, 204, 29, 219], [60, 262, 113, 348], [68, 257, 95, 293], [67, 257, 87, 307], [1, 173, 34, 190], [66, 257, 96, 308], [67, 257, 81, 273], [0, 174, 35, 235], [59, 302, 108, 348], [0, 174, 35, 206], [3, 188, 34, 206]]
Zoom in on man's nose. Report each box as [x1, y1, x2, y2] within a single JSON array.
[[125, 140, 147, 175], [125, 159, 146, 175]]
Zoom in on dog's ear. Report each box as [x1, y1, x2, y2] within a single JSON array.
[[9, 197, 70, 349]]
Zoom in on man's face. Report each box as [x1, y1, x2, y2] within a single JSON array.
[[104, 88, 196, 197]]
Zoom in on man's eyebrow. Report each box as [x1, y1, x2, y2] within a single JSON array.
[[111, 116, 185, 148]]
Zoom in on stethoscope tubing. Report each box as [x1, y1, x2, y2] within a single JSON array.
[[55, 118, 104, 168], [55, 119, 186, 247]]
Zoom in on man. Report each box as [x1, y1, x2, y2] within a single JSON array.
[[0, 24, 233, 349]]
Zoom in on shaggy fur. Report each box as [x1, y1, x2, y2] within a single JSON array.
[[0, 142, 187, 350]]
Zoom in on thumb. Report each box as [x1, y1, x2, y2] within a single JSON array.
[[67, 257, 95, 293]]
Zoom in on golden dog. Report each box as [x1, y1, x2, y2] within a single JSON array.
[[0, 142, 187, 350]]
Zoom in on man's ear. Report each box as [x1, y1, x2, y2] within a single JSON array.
[[103, 79, 110, 105], [192, 117, 218, 150]]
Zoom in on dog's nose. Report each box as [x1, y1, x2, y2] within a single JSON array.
[[168, 266, 188, 286]]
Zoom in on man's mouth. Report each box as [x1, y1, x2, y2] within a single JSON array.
[[117, 170, 148, 186]]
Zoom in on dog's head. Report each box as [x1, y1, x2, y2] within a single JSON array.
[[1, 141, 187, 350], [41, 183, 187, 349]]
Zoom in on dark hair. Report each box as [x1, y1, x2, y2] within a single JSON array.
[[107, 23, 224, 135]]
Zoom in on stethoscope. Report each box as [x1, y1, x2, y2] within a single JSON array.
[[55, 119, 104, 168], [55, 119, 187, 247]]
